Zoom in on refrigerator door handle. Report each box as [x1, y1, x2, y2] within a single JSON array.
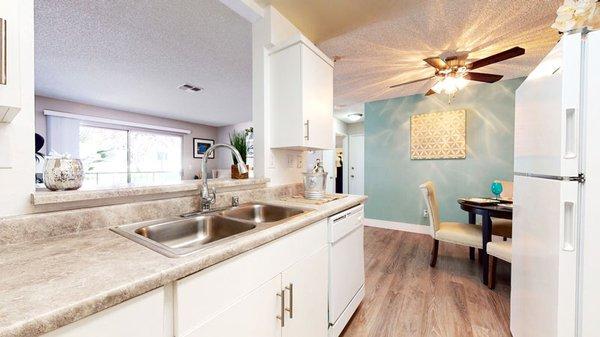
[[563, 108, 577, 159], [562, 200, 576, 251], [563, 107, 577, 159]]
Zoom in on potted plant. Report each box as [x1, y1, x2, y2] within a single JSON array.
[[229, 130, 248, 179]]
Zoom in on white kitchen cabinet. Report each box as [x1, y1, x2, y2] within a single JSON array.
[[42, 287, 166, 337], [184, 275, 282, 337], [0, 0, 22, 122], [175, 219, 328, 337], [269, 34, 334, 150], [282, 246, 329, 337]]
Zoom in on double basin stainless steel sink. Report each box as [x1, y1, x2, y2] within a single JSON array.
[[111, 203, 308, 258]]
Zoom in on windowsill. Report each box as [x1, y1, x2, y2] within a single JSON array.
[[31, 178, 270, 206]]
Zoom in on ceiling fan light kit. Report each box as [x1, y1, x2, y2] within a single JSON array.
[[389, 47, 526, 99]]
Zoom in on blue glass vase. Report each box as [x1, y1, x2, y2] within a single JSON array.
[[491, 181, 503, 199]]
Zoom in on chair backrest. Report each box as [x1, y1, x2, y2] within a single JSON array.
[[500, 180, 513, 199], [419, 181, 440, 233]]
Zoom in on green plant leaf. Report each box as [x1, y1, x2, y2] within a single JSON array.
[[229, 130, 247, 164]]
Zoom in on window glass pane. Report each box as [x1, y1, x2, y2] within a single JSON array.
[[79, 126, 128, 187], [129, 130, 182, 185]]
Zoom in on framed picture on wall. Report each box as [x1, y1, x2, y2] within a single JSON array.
[[193, 138, 215, 159]]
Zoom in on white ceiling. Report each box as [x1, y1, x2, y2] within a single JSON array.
[[35, 0, 252, 127], [316, 0, 563, 106]]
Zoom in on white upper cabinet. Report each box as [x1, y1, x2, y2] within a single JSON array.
[[269, 35, 334, 150], [0, 0, 22, 123]]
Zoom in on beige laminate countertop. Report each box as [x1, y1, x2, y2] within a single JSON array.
[[0, 194, 367, 337]]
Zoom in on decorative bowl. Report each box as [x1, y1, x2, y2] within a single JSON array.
[[43, 158, 84, 191]]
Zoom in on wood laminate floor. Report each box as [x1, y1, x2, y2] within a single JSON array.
[[341, 227, 511, 337]]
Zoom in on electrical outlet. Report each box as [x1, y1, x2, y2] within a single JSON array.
[[296, 155, 303, 168], [287, 154, 294, 168], [423, 209, 429, 218]]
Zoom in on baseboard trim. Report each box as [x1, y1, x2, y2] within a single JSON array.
[[365, 218, 431, 235]]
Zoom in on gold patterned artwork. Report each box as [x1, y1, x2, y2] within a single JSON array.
[[410, 110, 466, 160]]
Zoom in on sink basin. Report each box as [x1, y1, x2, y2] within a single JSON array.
[[111, 215, 256, 257], [220, 203, 305, 223], [112, 203, 309, 258]]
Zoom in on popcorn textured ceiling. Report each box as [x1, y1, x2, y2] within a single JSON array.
[[312, 0, 563, 106], [35, 0, 252, 126]]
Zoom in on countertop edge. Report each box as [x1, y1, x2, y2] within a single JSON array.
[[31, 178, 270, 205], [0, 195, 367, 337]]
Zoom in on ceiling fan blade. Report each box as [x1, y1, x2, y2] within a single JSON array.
[[468, 47, 525, 70], [425, 89, 436, 96], [389, 76, 434, 88], [464, 72, 504, 83], [423, 57, 448, 69]]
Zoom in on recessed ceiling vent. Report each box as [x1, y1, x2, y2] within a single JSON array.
[[178, 83, 204, 92]]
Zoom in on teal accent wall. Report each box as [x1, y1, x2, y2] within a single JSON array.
[[364, 77, 524, 225]]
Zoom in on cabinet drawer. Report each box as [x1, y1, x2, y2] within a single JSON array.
[[43, 287, 165, 337], [175, 219, 327, 336]]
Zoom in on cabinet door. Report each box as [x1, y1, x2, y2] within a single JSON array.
[[301, 45, 333, 150], [0, 0, 22, 120], [43, 288, 165, 337], [281, 246, 329, 337], [185, 275, 282, 337]]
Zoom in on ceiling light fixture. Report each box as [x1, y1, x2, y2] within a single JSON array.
[[431, 76, 468, 96], [347, 113, 363, 122]]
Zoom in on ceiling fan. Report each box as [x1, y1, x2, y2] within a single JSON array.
[[389, 47, 525, 96]]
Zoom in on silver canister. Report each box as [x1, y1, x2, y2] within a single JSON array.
[[43, 158, 84, 191], [302, 171, 328, 199]]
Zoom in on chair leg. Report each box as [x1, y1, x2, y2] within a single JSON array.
[[469, 247, 475, 260], [503, 237, 508, 241], [488, 256, 497, 289], [430, 239, 439, 267], [478, 249, 483, 265]]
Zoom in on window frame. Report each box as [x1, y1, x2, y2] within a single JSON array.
[[79, 121, 184, 185]]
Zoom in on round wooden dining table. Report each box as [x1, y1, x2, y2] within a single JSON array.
[[457, 199, 513, 284]]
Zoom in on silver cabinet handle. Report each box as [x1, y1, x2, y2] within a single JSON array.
[[304, 120, 310, 141], [276, 290, 285, 327], [285, 283, 294, 318]]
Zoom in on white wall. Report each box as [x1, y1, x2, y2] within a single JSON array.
[[252, 6, 307, 186], [0, 0, 35, 217], [347, 122, 364, 135], [35, 96, 220, 180], [334, 118, 348, 135]]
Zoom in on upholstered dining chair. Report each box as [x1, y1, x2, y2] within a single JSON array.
[[486, 240, 512, 289], [419, 181, 483, 267], [492, 180, 514, 239]]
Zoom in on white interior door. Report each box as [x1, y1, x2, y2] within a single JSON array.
[[511, 175, 578, 337], [348, 134, 364, 195], [282, 246, 328, 337]]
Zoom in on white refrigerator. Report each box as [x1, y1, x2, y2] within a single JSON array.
[[511, 30, 600, 337]]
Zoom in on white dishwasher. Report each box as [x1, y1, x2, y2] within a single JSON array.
[[328, 204, 365, 337]]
